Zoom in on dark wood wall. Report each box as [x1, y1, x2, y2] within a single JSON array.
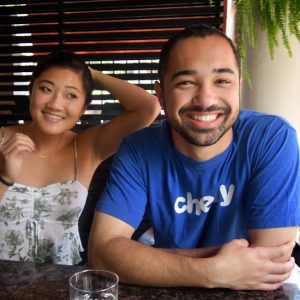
[[0, 0, 225, 127]]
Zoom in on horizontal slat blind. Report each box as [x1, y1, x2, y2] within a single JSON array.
[[0, 0, 224, 127]]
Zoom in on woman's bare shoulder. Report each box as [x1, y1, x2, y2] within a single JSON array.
[[75, 124, 106, 143]]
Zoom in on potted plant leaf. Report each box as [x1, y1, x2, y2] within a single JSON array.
[[234, 0, 300, 86]]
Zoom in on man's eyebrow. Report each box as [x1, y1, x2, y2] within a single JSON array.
[[172, 68, 235, 80], [172, 70, 197, 80], [213, 68, 235, 75]]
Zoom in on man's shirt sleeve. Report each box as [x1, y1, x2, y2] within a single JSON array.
[[95, 138, 147, 229], [246, 121, 300, 228]]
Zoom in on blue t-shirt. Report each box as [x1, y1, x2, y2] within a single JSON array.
[[96, 110, 300, 248]]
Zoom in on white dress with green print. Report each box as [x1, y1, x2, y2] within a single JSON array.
[[0, 139, 88, 265]]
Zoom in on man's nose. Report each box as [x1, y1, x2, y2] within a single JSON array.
[[192, 83, 215, 107]]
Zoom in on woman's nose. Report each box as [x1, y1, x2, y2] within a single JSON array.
[[47, 93, 63, 109]]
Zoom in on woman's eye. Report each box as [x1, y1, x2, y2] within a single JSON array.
[[40, 86, 51, 93], [67, 93, 78, 100]]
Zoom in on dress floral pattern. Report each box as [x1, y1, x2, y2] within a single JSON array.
[[0, 180, 87, 265]]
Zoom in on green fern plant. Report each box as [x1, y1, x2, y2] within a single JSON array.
[[235, 0, 300, 86]]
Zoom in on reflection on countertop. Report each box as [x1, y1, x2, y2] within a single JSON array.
[[0, 259, 299, 300]]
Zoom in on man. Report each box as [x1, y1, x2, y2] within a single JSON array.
[[88, 24, 300, 290]]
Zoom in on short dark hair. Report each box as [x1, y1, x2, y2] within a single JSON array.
[[29, 51, 93, 106], [158, 24, 240, 84]]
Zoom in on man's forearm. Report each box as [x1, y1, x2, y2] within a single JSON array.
[[89, 237, 295, 290], [248, 227, 298, 262], [89, 237, 216, 287], [161, 246, 220, 258]]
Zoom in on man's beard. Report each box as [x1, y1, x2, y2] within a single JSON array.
[[168, 105, 238, 147]]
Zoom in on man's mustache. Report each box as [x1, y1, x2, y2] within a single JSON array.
[[179, 105, 231, 114]]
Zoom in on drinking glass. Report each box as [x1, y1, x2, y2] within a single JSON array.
[[69, 269, 119, 300]]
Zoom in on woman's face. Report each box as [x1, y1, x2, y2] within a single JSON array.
[[29, 67, 86, 134]]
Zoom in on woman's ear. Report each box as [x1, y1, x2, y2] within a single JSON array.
[[154, 81, 164, 108], [80, 105, 87, 117]]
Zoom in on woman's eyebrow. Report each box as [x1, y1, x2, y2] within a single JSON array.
[[39, 79, 80, 92], [65, 85, 80, 92], [39, 79, 54, 85]]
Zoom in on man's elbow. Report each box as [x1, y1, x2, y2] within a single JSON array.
[[88, 240, 105, 269]]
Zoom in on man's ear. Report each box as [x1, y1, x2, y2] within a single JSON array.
[[154, 81, 164, 108]]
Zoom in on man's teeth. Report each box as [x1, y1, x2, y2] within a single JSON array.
[[193, 114, 217, 122]]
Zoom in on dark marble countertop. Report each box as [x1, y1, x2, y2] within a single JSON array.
[[0, 259, 299, 299]]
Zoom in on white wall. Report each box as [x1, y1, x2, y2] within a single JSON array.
[[241, 29, 300, 143], [231, 4, 300, 246]]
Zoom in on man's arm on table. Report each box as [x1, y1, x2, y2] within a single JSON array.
[[248, 227, 298, 262], [88, 212, 295, 290]]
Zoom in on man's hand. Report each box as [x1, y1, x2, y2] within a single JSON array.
[[212, 239, 295, 290], [89, 213, 295, 290]]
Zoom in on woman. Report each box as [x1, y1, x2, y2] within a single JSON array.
[[0, 51, 160, 265]]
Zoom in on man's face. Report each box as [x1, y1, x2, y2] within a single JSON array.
[[156, 35, 240, 150]]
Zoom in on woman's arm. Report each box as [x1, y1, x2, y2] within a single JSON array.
[[0, 129, 35, 198], [79, 68, 160, 164]]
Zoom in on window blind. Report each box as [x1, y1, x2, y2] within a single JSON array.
[[0, 0, 225, 127]]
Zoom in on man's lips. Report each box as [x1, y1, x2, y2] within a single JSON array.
[[190, 113, 219, 122], [186, 112, 224, 128]]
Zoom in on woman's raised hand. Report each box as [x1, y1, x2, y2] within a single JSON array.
[[0, 133, 35, 182]]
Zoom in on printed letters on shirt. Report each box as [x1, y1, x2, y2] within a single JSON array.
[[174, 184, 235, 216]]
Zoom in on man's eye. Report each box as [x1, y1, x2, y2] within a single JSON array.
[[178, 81, 193, 87], [216, 79, 231, 85]]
